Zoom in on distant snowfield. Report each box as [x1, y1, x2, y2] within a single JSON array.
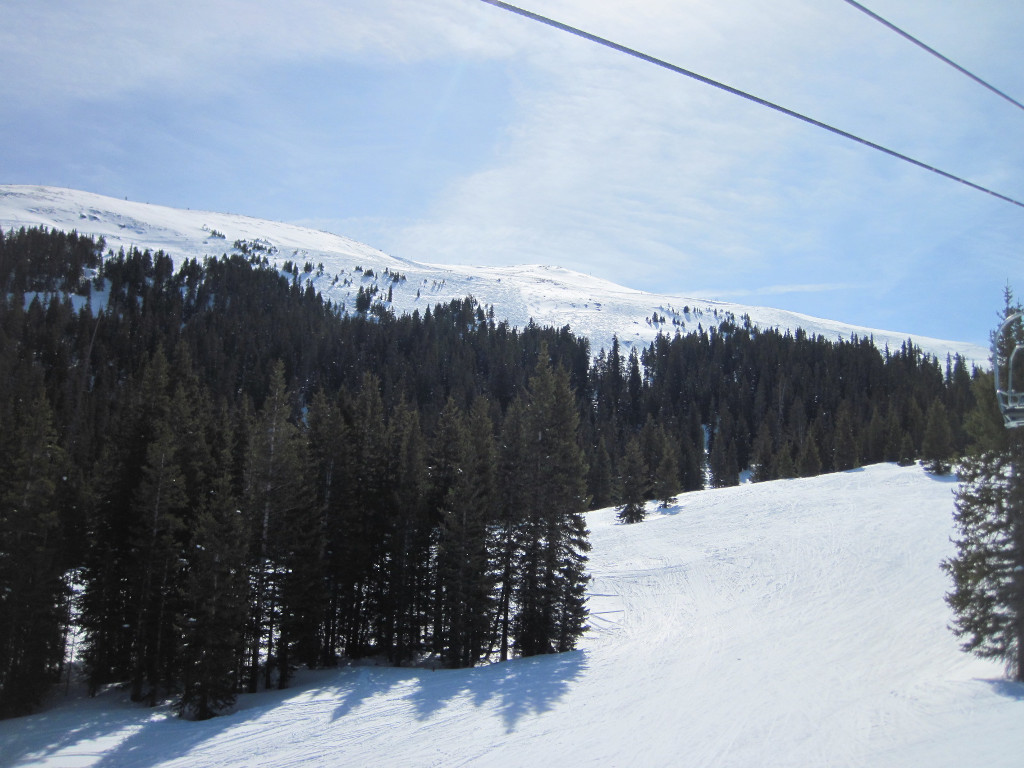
[[0, 185, 990, 366], [3, 463, 1023, 768]]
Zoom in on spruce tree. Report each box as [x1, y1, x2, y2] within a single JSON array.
[[832, 403, 859, 472], [708, 427, 739, 488], [944, 307, 1024, 680], [242, 361, 311, 691], [616, 438, 648, 523], [515, 350, 590, 656], [381, 398, 430, 666], [944, 430, 1024, 679], [433, 398, 498, 667], [921, 399, 954, 474], [127, 412, 189, 703], [0, 386, 68, 717], [587, 436, 616, 509], [494, 398, 528, 661], [750, 421, 776, 482], [178, 471, 249, 719], [774, 440, 797, 479], [896, 432, 917, 467], [797, 422, 823, 478], [653, 438, 680, 509]]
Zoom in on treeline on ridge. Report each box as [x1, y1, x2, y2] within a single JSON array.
[[0, 226, 976, 718]]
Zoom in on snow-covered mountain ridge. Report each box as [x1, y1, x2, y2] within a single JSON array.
[[0, 185, 989, 365]]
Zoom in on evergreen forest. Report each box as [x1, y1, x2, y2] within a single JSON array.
[[0, 226, 979, 719]]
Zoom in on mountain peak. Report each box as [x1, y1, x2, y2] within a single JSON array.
[[0, 185, 988, 364]]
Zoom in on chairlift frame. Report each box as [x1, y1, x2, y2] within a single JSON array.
[[995, 311, 1024, 428]]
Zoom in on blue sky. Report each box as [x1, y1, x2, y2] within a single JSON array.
[[2, 0, 1022, 346]]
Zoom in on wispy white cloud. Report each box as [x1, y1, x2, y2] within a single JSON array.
[[0, 0, 523, 105], [2, 0, 1022, 344], [381, 0, 1024, 344]]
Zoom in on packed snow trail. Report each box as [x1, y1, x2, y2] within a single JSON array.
[[3, 464, 1024, 767]]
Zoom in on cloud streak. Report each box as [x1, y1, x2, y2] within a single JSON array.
[[2, 0, 1022, 344]]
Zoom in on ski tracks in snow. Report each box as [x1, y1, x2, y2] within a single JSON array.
[[6, 465, 1024, 767]]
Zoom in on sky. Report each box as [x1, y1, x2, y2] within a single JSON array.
[[1, 0, 1022, 346]]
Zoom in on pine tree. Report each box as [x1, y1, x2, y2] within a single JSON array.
[[242, 361, 312, 691], [943, 431, 1024, 679], [0, 385, 68, 717], [832, 403, 859, 472], [897, 432, 917, 467], [305, 389, 347, 667], [514, 350, 590, 656], [922, 398, 954, 474], [750, 421, 776, 483], [680, 408, 706, 491], [708, 421, 739, 488], [433, 398, 498, 667], [653, 438, 680, 509], [178, 471, 249, 719], [81, 349, 177, 695], [493, 398, 527, 661], [798, 421, 823, 478], [883, 406, 903, 463], [864, 406, 887, 465], [126, 411, 189, 703], [616, 438, 648, 523], [944, 306, 1024, 680], [335, 374, 389, 661], [381, 398, 430, 665], [587, 436, 616, 509], [774, 439, 797, 479]]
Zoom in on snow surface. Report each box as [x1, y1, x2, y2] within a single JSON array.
[[0, 185, 989, 367], [3, 463, 1023, 768]]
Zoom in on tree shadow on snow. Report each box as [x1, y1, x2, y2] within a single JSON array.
[[83, 697, 271, 768], [0, 687, 269, 768], [326, 665, 413, 721], [982, 677, 1024, 701], [0, 690, 169, 768], [4, 653, 588, 765], [406, 650, 588, 733]]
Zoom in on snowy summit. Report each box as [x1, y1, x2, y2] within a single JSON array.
[[0, 185, 989, 366]]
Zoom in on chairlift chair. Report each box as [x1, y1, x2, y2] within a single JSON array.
[[995, 312, 1024, 428]]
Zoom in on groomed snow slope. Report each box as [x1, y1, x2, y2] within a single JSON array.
[[0, 185, 989, 366], [3, 463, 1023, 768]]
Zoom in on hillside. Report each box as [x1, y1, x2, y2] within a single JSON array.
[[2, 463, 1021, 767], [0, 185, 989, 366]]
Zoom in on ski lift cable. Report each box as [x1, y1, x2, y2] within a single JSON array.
[[839, 0, 1024, 115], [476, 0, 1024, 211]]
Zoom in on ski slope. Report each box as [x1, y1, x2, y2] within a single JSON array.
[[3, 463, 1022, 768], [0, 185, 989, 366]]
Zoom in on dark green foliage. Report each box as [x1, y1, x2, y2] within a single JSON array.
[[943, 437, 1024, 679], [0, 226, 984, 718], [653, 440, 680, 509], [922, 399, 954, 474], [616, 438, 647, 524], [0, 383, 68, 717], [178, 472, 249, 720], [797, 426, 823, 478], [514, 352, 591, 656], [242, 362, 313, 692], [432, 398, 497, 667], [587, 437, 617, 509], [832, 403, 859, 472], [944, 305, 1024, 680]]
